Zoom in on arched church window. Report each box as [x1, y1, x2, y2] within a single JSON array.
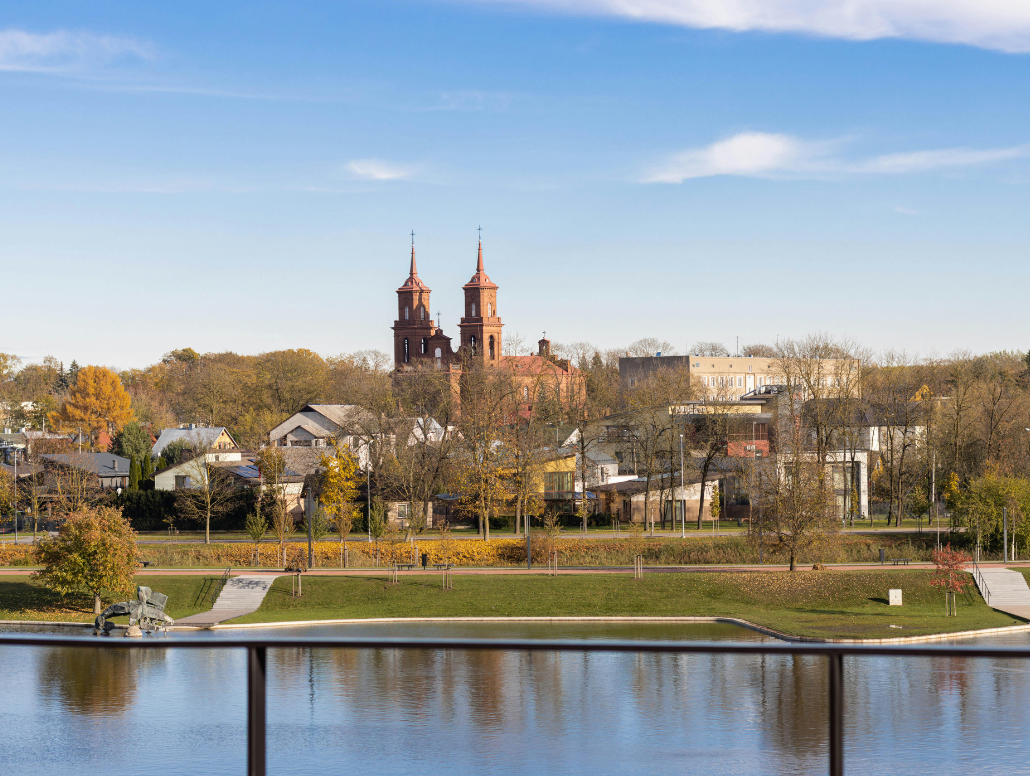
[[403, 338, 410, 362], [421, 338, 428, 354], [488, 303, 493, 317], [523, 386, 529, 400], [404, 306, 409, 320], [435, 347, 442, 358], [489, 335, 495, 360], [420, 307, 425, 320], [472, 302, 477, 317], [470, 335, 477, 353]]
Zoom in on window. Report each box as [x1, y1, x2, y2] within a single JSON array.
[[421, 338, 428, 354], [404, 306, 409, 320], [523, 386, 529, 400], [544, 471, 574, 494], [174, 475, 191, 489], [748, 366, 752, 372], [404, 338, 410, 362], [472, 302, 477, 317], [435, 347, 442, 358], [488, 302, 493, 316], [420, 307, 425, 320], [397, 503, 410, 522], [737, 376, 743, 387], [470, 335, 477, 352], [489, 335, 495, 360]]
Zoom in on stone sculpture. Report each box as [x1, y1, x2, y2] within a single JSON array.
[[94, 586, 175, 636]]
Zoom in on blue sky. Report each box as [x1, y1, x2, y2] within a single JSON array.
[[2, 1, 1028, 369]]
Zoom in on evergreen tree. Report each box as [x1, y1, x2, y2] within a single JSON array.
[[129, 458, 142, 491], [141, 454, 154, 481], [113, 421, 151, 462]]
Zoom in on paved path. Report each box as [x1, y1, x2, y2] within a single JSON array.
[[973, 567, 1030, 621], [175, 574, 281, 627]]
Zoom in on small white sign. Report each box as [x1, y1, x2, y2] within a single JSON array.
[[889, 589, 903, 606]]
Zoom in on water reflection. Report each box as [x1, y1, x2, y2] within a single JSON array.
[[0, 624, 1026, 776], [36, 644, 165, 717]]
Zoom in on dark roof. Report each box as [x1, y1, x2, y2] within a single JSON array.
[[41, 453, 130, 476]]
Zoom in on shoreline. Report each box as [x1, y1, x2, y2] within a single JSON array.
[[2, 615, 1027, 645]]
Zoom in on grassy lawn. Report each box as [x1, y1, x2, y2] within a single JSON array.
[[233, 570, 1023, 639], [0, 575, 221, 624], [1009, 567, 1031, 584]]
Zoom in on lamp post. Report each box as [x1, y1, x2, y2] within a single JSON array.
[[679, 433, 685, 538]]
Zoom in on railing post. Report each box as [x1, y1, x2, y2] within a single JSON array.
[[248, 646, 267, 776], [828, 651, 843, 776]]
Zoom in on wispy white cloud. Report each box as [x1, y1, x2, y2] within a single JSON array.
[[345, 159, 417, 181], [458, 0, 1029, 52], [0, 29, 153, 73], [850, 147, 1026, 174], [642, 131, 1027, 183]]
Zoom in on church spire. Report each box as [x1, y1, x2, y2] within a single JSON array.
[[464, 231, 497, 290], [398, 232, 429, 292]]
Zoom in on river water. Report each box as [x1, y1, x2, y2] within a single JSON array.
[[0, 622, 1026, 775]]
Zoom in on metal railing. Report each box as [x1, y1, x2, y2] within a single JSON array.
[[971, 559, 991, 602], [208, 567, 232, 608], [0, 635, 1025, 776]]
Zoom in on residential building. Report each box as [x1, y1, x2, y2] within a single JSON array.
[[152, 426, 237, 460], [40, 453, 130, 490]]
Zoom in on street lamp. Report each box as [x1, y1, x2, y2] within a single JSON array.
[[679, 434, 685, 538]]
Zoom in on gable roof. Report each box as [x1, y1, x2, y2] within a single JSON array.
[[42, 453, 130, 476], [152, 427, 235, 457]]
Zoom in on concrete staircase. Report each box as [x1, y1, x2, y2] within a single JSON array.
[[175, 575, 280, 627], [973, 567, 1030, 621]]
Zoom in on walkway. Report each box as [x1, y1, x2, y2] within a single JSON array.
[[973, 568, 1030, 621], [175, 574, 281, 628]]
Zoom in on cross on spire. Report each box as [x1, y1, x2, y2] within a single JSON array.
[[477, 225, 482, 242], [411, 229, 415, 246]]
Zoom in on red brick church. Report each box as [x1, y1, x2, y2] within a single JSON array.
[[391, 238, 583, 412]]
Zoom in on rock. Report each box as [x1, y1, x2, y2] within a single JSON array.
[[125, 625, 143, 638]]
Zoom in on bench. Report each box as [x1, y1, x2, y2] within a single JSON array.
[[139, 561, 152, 568], [433, 563, 454, 570], [889, 558, 912, 566], [396, 563, 417, 571]]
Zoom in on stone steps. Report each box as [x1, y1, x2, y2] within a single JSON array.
[[976, 569, 1029, 607], [175, 575, 280, 627]]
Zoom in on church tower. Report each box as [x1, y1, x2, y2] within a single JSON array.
[[392, 241, 435, 369], [458, 239, 503, 365]]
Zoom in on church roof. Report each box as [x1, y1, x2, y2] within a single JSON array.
[[463, 241, 498, 290], [502, 355, 579, 375], [398, 245, 430, 292]]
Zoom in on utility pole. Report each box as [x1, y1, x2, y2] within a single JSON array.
[[679, 433, 685, 538]]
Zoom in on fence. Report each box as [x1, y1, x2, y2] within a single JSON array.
[[0, 635, 1024, 776]]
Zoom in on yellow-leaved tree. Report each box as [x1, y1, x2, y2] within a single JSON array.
[[50, 365, 133, 441], [34, 506, 138, 614], [319, 441, 361, 567]]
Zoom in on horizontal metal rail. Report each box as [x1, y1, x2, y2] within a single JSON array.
[[0, 635, 1026, 776]]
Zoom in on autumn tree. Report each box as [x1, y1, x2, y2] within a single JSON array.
[[756, 418, 838, 571], [34, 505, 139, 614], [50, 366, 133, 442], [455, 357, 509, 541], [175, 451, 237, 544], [256, 447, 294, 566], [931, 543, 970, 616], [319, 441, 362, 565]]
